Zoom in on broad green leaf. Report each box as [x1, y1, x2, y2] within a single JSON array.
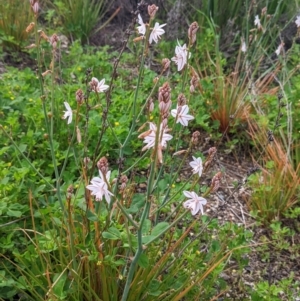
[[151, 222, 169, 237], [138, 253, 149, 268], [142, 235, 155, 244], [141, 219, 151, 235], [52, 272, 67, 299], [102, 227, 121, 240]]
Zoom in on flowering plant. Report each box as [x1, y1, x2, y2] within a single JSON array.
[[0, 3, 253, 301]]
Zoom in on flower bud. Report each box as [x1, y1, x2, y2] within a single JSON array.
[[148, 4, 159, 19], [133, 36, 145, 43], [97, 157, 109, 176], [25, 22, 35, 33], [191, 131, 200, 145], [89, 78, 98, 92], [42, 70, 51, 77], [177, 93, 186, 106], [210, 171, 222, 193], [158, 82, 171, 104], [204, 147, 217, 170], [188, 22, 199, 45], [32, 2, 39, 15], [76, 89, 84, 105], [83, 157, 91, 167], [39, 30, 49, 42], [161, 58, 170, 72], [49, 34, 59, 49]]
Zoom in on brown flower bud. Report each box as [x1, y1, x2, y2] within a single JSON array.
[[67, 184, 74, 200], [83, 157, 91, 167], [190, 75, 199, 93], [188, 21, 199, 45], [49, 34, 59, 49], [133, 36, 145, 43], [204, 147, 217, 170], [67, 184, 74, 194], [153, 77, 159, 84], [191, 131, 200, 145], [39, 30, 49, 42], [177, 93, 186, 106], [173, 150, 187, 156], [26, 22, 35, 33], [97, 157, 109, 175], [42, 70, 52, 77], [148, 4, 159, 19], [76, 89, 84, 105], [210, 171, 222, 193], [119, 175, 128, 191], [162, 58, 170, 72], [158, 82, 171, 103], [89, 78, 98, 92]]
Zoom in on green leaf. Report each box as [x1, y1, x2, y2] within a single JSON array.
[[52, 272, 67, 299], [151, 222, 169, 237], [86, 210, 98, 222], [18, 144, 27, 153], [142, 235, 155, 244], [7, 209, 22, 217], [102, 227, 121, 240], [148, 279, 162, 296], [128, 194, 145, 213], [138, 253, 149, 268], [141, 219, 151, 235]]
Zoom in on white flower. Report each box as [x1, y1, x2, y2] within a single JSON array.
[[254, 15, 260, 27], [189, 156, 203, 177], [90, 77, 109, 93], [296, 16, 300, 28], [139, 122, 172, 151], [254, 15, 262, 29], [183, 191, 207, 215], [137, 14, 146, 35], [86, 171, 113, 204], [149, 22, 166, 44], [96, 78, 109, 93], [62, 102, 72, 124], [171, 105, 194, 126], [171, 41, 189, 71], [241, 41, 247, 53], [275, 43, 284, 56]]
